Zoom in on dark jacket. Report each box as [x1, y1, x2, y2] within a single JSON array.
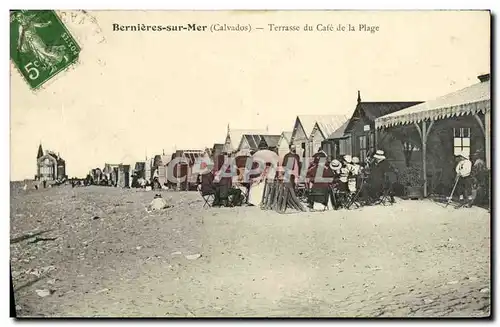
[[369, 159, 393, 187], [282, 152, 301, 174], [307, 163, 334, 190]]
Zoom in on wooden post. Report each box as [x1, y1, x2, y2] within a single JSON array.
[[422, 121, 428, 197], [414, 120, 435, 198]]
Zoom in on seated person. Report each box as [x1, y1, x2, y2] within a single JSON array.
[[306, 158, 334, 209]]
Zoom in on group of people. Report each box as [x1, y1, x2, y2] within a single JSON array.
[[302, 147, 395, 209]]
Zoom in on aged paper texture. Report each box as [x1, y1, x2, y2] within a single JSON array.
[[10, 10, 490, 318]]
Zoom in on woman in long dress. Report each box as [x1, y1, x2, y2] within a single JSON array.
[[247, 166, 272, 206]]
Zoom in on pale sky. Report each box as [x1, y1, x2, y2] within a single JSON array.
[[10, 10, 490, 180]]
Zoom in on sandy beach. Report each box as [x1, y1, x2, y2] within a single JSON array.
[[10, 184, 490, 317]]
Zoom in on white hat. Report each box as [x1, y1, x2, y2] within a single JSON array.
[[373, 150, 386, 160], [330, 159, 341, 170], [343, 155, 352, 163], [352, 157, 360, 164], [458, 150, 469, 159]]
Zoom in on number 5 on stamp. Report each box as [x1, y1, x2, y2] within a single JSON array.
[[10, 10, 81, 90]]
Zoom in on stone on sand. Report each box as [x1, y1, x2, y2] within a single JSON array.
[[185, 254, 202, 260]]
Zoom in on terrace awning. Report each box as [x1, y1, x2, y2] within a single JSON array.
[[375, 80, 490, 129], [375, 78, 491, 198]]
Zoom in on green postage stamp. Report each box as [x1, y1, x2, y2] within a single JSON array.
[[10, 10, 81, 89]]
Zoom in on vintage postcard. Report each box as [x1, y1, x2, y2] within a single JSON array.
[[10, 10, 491, 318]]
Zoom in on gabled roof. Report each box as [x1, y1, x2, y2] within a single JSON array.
[[45, 150, 65, 163], [280, 131, 293, 144], [327, 120, 350, 139], [295, 115, 348, 141], [228, 129, 268, 151], [376, 79, 491, 129], [313, 115, 350, 139], [213, 143, 224, 151], [240, 134, 263, 150], [345, 101, 422, 132], [261, 135, 281, 148], [173, 150, 205, 166]]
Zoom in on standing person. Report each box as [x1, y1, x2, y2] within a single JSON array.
[[213, 152, 233, 207], [329, 159, 343, 210], [470, 149, 487, 206], [282, 145, 301, 189], [454, 151, 473, 208], [367, 150, 395, 203]]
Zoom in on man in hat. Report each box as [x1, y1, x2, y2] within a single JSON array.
[[366, 150, 395, 203], [282, 144, 302, 189], [454, 150, 473, 208], [470, 149, 487, 205], [329, 159, 343, 210]]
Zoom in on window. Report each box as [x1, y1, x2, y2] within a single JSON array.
[[339, 136, 352, 156], [368, 132, 375, 153], [359, 135, 367, 163], [339, 139, 347, 156], [453, 128, 471, 157]]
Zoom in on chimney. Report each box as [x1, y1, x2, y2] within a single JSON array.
[[357, 90, 361, 103], [478, 73, 490, 83]]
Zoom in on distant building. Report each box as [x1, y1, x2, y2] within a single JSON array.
[[90, 167, 103, 184], [103, 163, 120, 186], [117, 164, 131, 188], [36, 143, 66, 181], [134, 162, 146, 179]]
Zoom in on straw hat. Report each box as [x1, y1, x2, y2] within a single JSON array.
[[373, 150, 386, 160], [352, 156, 360, 164], [330, 159, 341, 170], [343, 155, 352, 163], [458, 150, 469, 159]]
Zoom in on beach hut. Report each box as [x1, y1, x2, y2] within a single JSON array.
[[321, 120, 350, 160], [342, 91, 422, 164], [290, 115, 346, 162], [237, 134, 281, 155], [223, 124, 269, 154], [277, 131, 293, 160], [309, 115, 350, 159]]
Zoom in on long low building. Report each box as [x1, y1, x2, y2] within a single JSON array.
[[375, 73, 491, 198]]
